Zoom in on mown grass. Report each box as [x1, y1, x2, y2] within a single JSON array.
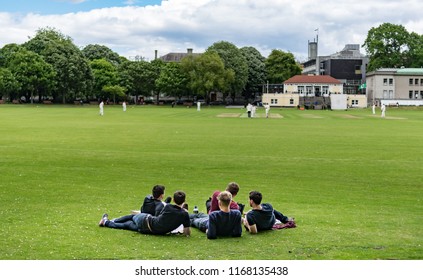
[[0, 104, 422, 260]]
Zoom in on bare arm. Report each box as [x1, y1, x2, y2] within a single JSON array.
[[243, 217, 258, 234], [248, 224, 258, 234]]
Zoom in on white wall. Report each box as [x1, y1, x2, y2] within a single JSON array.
[[381, 99, 423, 106], [330, 94, 347, 110]]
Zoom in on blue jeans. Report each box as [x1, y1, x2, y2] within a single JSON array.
[[189, 213, 208, 232], [105, 213, 150, 233]]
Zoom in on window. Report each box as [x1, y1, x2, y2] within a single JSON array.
[[306, 86, 312, 95], [409, 78, 413, 85], [415, 79, 419, 85], [420, 79, 423, 86], [409, 91, 413, 99], [298, 86, 304, 94], [383, 90, 388, 98], [421, 91, 423, 99], [389, 90, 394, 99], [322, 86, 329, 95], [289, 98, 294, 105], [415, 91, 419, 99], [389, 79, 393, 86], [351, 100, 358, 105], [271, 99, 278, 105], [355, 65, 361, 74], [383, 78, 388, 86]]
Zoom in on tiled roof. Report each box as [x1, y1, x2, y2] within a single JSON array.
[[284, 75, 342, 84], [159, 52, 201, 62]]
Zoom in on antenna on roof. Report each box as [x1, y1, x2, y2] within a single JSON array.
[[315, 28, 319, 75], [314, 28, 319, 56]]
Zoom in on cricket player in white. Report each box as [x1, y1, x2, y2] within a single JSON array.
[[264, 104, 270, 118], [99, 101, 104, 116], [246, 103, 252, 118]]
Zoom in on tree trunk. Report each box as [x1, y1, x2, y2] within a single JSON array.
[[156, 91, 160, 105]]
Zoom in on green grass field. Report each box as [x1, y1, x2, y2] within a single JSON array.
[[0, 104, 422, 260]]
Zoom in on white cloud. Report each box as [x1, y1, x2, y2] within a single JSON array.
[[1, 0, 422, 61]]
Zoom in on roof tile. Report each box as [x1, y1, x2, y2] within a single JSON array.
[[284, 75, 342, 84]]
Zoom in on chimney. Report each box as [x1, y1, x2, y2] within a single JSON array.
[[154, 50, 158, 60]]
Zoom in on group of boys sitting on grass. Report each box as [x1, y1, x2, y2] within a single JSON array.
[[98, 182, 295, 239]]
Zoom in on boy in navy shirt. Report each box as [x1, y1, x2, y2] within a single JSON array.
[[243, 191, 294, 233], [191, 191, 242, 239]]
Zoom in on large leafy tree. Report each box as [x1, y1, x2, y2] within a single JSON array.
[[240, 46, 266, 102], [207, 41, 248, 103], [150, 59, 165, 104], [118, 60, 156, 103], [82, 44, 124, 66], [265, 49, 302, 84], [155, 62, 189, 100], [181, 51, 234, 104], [0, 44, 22, 67], [24, 27, 93, 103], [102, 85, 126, 104], [90, 58, 119, 101], [0, 44, 23, 100], [405, 32, 423, 68], [6, 47, 55, 103], [362, 23, 420, 71], [0, 67, 20, 101]]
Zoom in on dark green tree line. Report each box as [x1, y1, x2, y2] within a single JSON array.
[[1, 26, 341, 104]]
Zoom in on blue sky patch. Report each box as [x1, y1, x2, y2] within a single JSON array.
[[1, 0, 162, 14]]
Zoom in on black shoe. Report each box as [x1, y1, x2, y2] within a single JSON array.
[[99, 213, 108, 227], [205, 197, 211, 213], [237, 203, 245, 214], [164, 196, 171, 204]]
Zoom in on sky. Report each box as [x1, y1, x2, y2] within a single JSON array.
[[0, 0, 422, 61]]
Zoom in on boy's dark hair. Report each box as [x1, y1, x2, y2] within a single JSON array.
[[173, 191, 186, 205], [226, 182, 239, 196], [249, 191, 262, 205], [152, 185, 165, 199]]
